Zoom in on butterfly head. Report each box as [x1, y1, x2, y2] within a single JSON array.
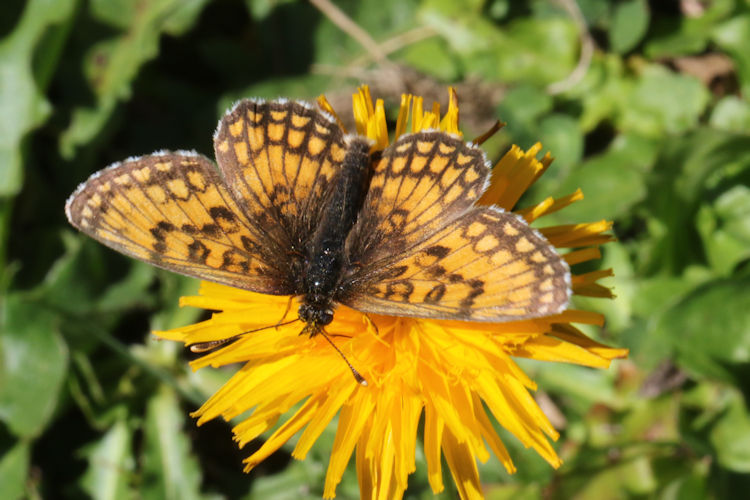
[[297, 302, 367, 386], [298, 302, 334, 335]]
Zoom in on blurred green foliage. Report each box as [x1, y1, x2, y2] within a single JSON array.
[[1, 0, 749, 498]]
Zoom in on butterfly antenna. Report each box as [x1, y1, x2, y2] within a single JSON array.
[[189, 318, 301, 353], [319, 328, 368, 386]]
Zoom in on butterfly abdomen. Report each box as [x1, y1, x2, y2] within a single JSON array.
[[299, 136, 372, 327]]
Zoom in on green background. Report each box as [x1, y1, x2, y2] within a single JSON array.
[[2, 0, 750, 498]]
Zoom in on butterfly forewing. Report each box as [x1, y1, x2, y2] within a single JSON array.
[[65, 152, 291, 294], [213, 100, 348, 254], [345, 132, 488, 266]]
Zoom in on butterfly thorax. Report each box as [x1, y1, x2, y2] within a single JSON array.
[[298, 136, 372, 334]]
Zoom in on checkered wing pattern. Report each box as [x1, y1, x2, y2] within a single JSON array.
[[341, 132, 570, 321]]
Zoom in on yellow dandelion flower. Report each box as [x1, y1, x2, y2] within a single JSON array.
[[155, 86, 627, 499]]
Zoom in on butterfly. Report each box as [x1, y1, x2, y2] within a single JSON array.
[[66, 98, 571, 381]]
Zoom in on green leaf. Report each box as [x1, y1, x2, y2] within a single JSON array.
[[552, 451, 658, 498], [418, 0, 498, 54], [493, 18, 579, 84], [710, 390, 750, 472], [644, 0, 734, 58], [60, 0, 211, 158], [95, 262, 158, 313], [610, 0, 650, 53], [486, 0, 510, 21], [311, 0, 417, 68], [0, 0, 76, 196], [644, 19, 708, 58], [89, 0, 139, 28], [712, 14, 750, 97], [0, 294, 68, 437], [419, 4, 578, 84], [163, 0, 214, 36], [537, 113, 583, 173], [89, 0, 212, 39], [631, 269, 713, 320], [577, 0, 611, 27], [554, 133, 652, 221], [696, 185, 750, 276], [496, 84, 553, 150], [249, 459, 325, 500], [661, 472, 709, 500], [710, 96, 750, 133], [142, 387, 203, 500], [533, 363, 621, 412], [572, 53, 632, 131], [0, 441, 30, 500], [619, 65, 709, 136], [41, 232, 156, 317], [626, 267, 714, 369], [659, 277, 750, 382], [396, 37, 460, 82], [644, 129, 750, 274], [245, 0, 297, 21], [79, 417, 135, 500], [498, 85, 553, 124], [573, 50, 710, 138]]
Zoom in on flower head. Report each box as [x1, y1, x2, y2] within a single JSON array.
[[156, 86, 626, 499]]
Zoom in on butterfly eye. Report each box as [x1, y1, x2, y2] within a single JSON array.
[[319, 309, 334, 325]]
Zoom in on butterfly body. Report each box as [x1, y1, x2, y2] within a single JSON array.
[[66, 98, 571, 341], [298, 136, 371, 333]]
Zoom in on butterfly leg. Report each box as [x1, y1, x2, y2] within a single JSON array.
[[276, 296, 295, 326]]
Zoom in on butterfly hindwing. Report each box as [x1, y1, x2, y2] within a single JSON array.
[[65, 152, 293, 294], [342, 207, 570, 321]]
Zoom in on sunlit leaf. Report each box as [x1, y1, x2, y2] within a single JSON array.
[[554, 133, 652, 221], [142, 387, 204, 500], [0, 0, 76, 196], [79, 416, 135, 500], [644, 129, 750, 273], [696, 185, 750, 276], [710, 96, 750, 132], [619, 65, 709, 136], [0, 441, 30, 500], [610, 0, 650, 54], [710, 390, 750, 472], [644, 0, 734, 58], [661, 277, 750, 382]]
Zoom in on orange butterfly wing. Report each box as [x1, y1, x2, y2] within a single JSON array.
[[65, 152, 290, 293], [341, 132, 570, 321], [67, 100, 350, 295], [213, 99, 347, 254]]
